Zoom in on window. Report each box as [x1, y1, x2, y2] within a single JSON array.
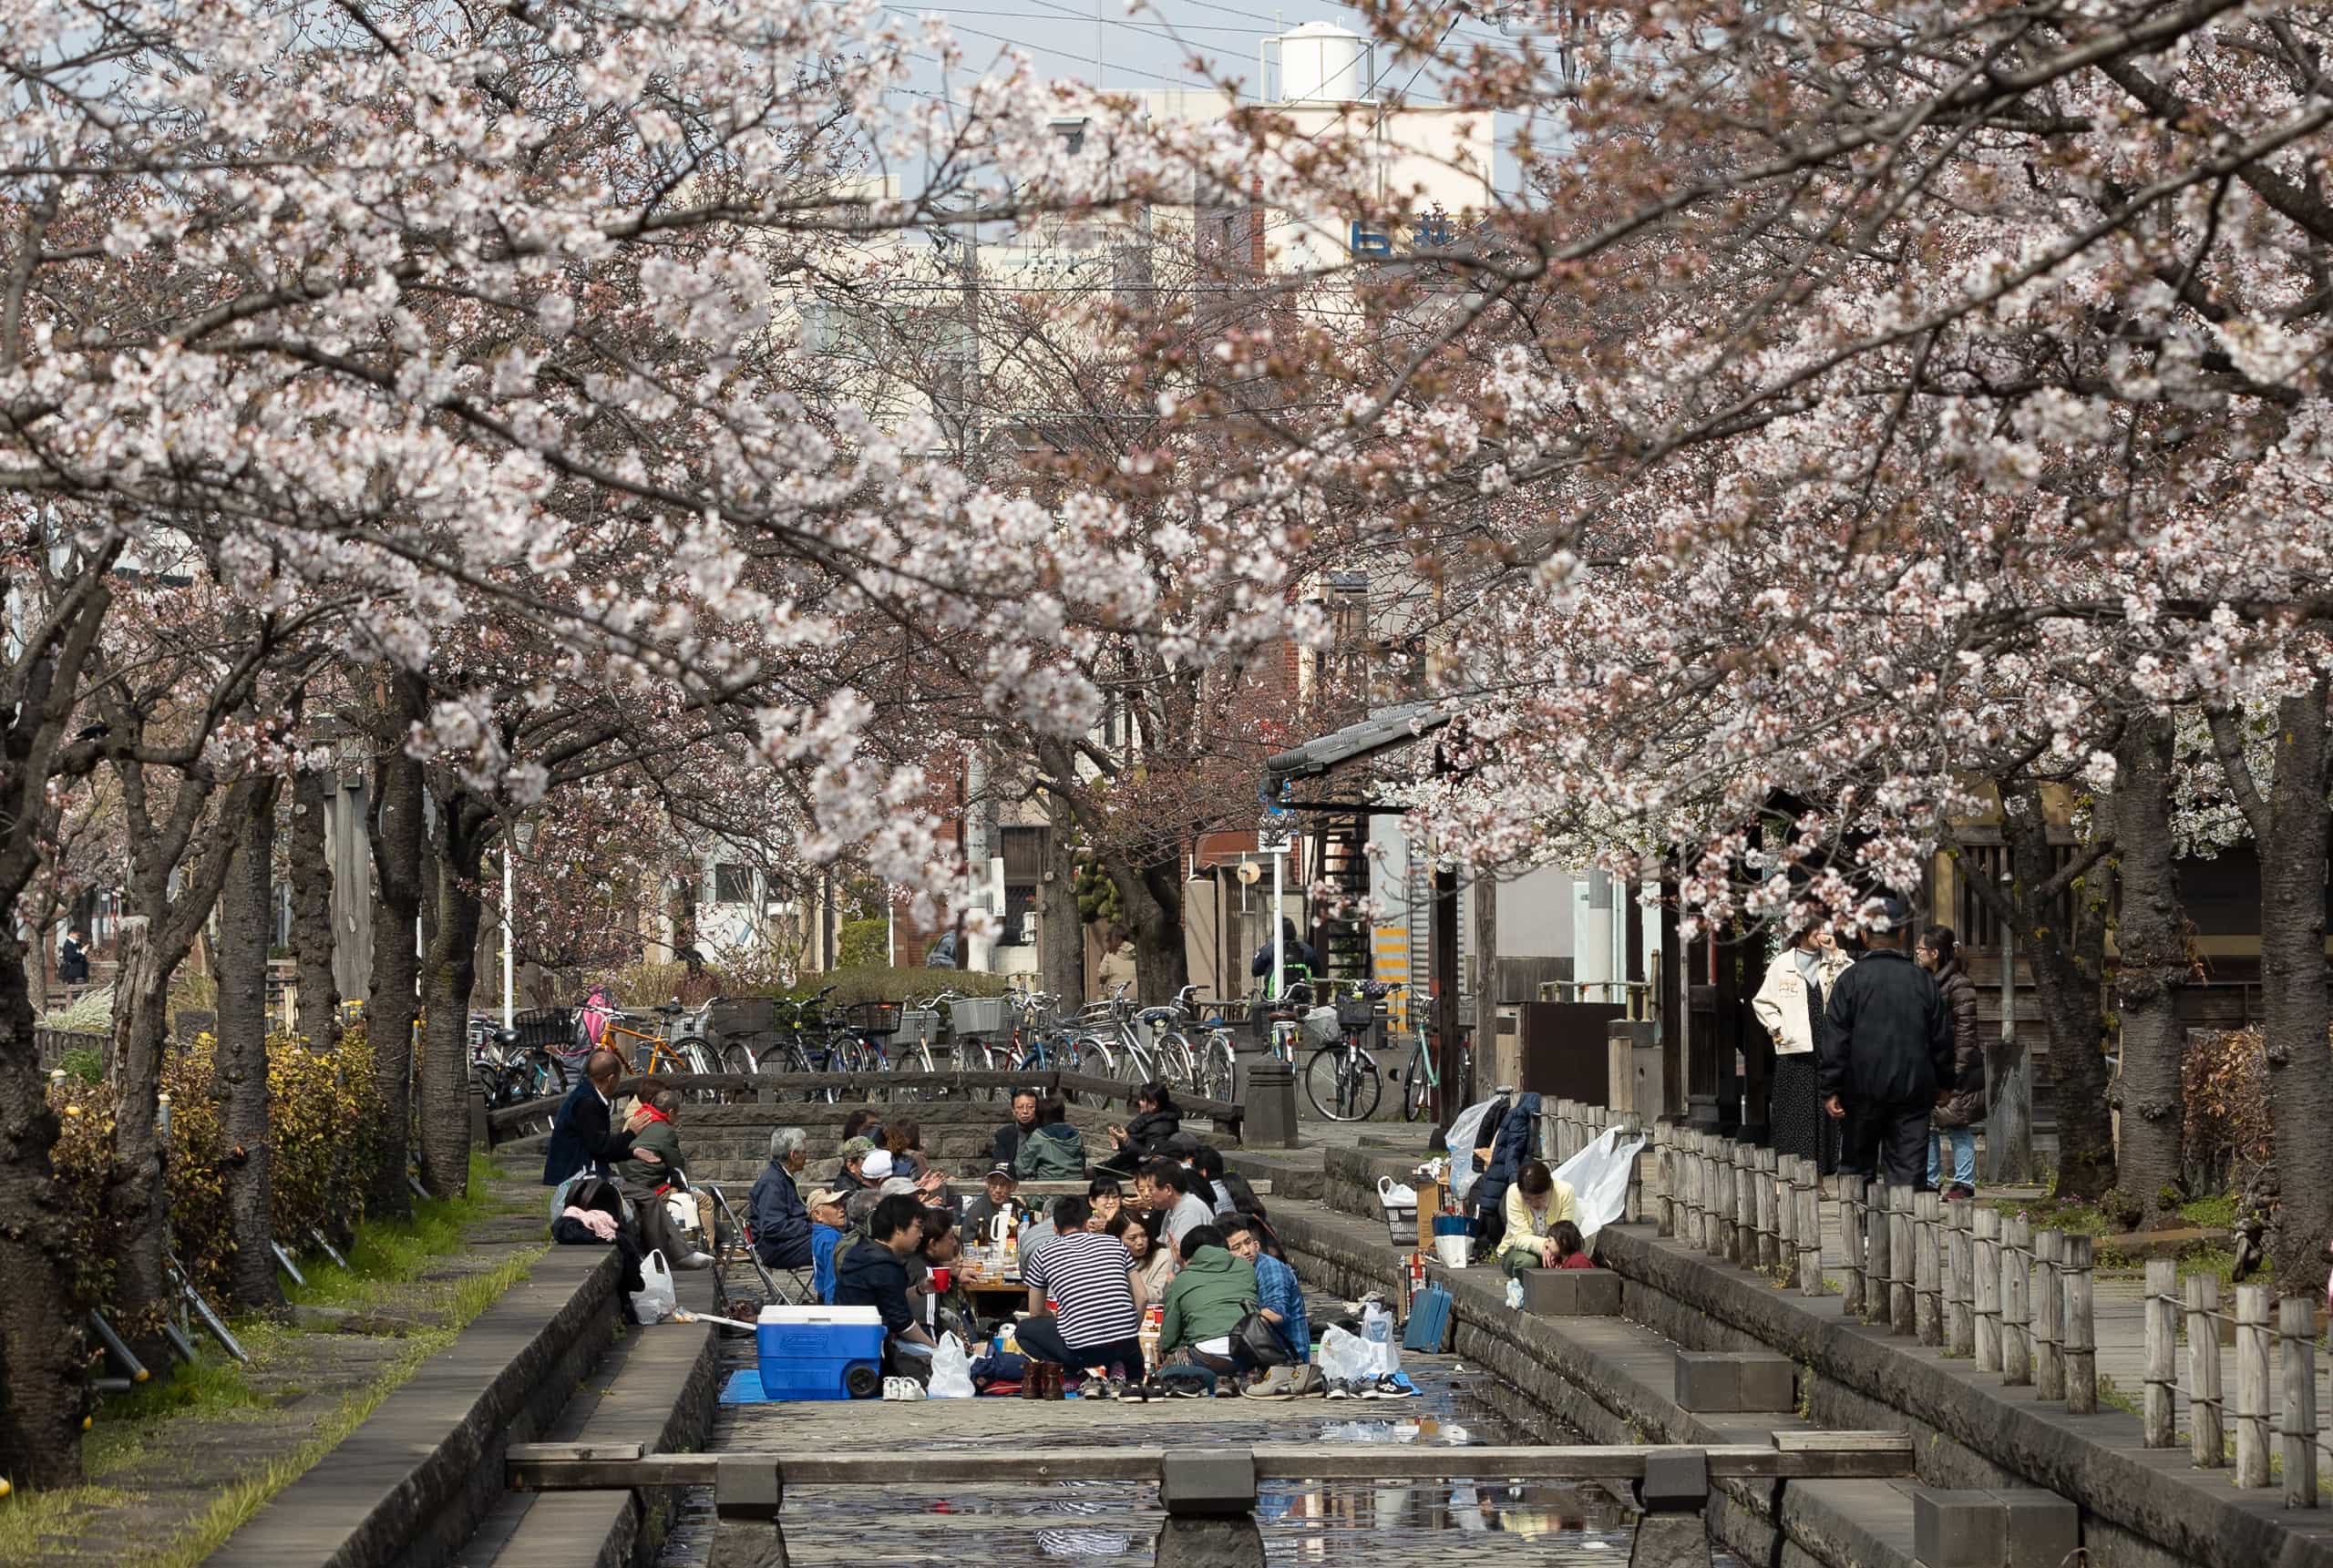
[[712, 863, 755, 906]]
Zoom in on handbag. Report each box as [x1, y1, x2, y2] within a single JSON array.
[[1232, 1307, 1295, 1368]]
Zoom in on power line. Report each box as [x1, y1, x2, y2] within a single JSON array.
[[932, 3, 1278, 31], [888, 8, 1224, 83]]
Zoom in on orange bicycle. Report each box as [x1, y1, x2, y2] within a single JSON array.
[[600, 1002, 723, 1097]]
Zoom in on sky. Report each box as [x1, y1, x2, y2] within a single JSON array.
[[889, 0, 1548, 192]]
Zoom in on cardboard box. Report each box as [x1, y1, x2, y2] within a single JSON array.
[[1415, 1179, 1444, 1252]]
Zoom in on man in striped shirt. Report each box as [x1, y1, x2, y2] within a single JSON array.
[[1015, 1195, 1142, 1394]]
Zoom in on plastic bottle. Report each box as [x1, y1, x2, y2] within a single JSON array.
[[1506, 1276, 1525, 1310], [1362, 1295, 1394, 1372], [1139, 1303, 1163, 1374]]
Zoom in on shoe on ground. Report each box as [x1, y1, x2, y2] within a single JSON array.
[[1324, 1378, 1353, 1400], [1372, 1373, 1419, 1399], [1241, 1367, 1297, 1400], [674, 1250, 715, 1270], [1122, 1380, 1158, 1403], [1076, 1376, 1108, 1400], [881, 1378, 901, 1400], [1105, 1374, 1130, 1401], [898, 1378, 927, 1400]]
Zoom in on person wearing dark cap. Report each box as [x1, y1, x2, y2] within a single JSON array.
[[961, 1162, 1023, 1240], [1821, 894, 1955, 1189]]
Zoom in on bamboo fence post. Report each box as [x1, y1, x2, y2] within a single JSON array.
[[1792, 1158, 1821, 1296], [2281, 1296, 2318, 1508], [1764, 1149, 1788, 1281], [2032, 1229, 2064, 1401], [1735, 1145, 1759, 1267], [1946, 1203, 1975, 1358], [1973, 1207, 2003, 1372], [1888, 1184, 1917, 1335], [1655, 1123, 1676, 1238], [2142, 1258, 2177, 1449], [1863, 1181, 1892, 1328], [1914, 1191, 1942, 1347], [2000, 1214, 2030, 1386], [1842, 1176, 1866, 1317], [2186, 1275, 2224, 1469], [2235, 1284, 2270, 1487], [2063, 1235, 2096, 1416]]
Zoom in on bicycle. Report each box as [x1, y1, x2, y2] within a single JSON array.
[[1070, 985, 1172, 1087], [1155, 984, 1237, 1102], [1302, 980, 1390, 1122], [1384, 984, 1472, 1120], [601, 1001, 723, 1097]]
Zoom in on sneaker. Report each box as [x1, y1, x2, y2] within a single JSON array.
[[1105, 1374, 1130, 1401], [1371, 1373, 1419, 1400], [1076, 1375, 1108, 1400], [1123, 1380, 1158, 1403], [881, 1378, 902, 1400], [899, 1379, 928, 1400], [674, 1250, 715, 1271], [1325, 1378, 1353, 1400]]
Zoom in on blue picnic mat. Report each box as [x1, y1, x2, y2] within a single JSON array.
[[719, 1368, 779, 1404]]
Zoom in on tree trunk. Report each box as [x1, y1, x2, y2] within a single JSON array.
[[213, 779, 284, 1315], [103, 914, 176, 1361], [1040, 797, 1085, 1011], [366, 686, 427, 1222], [0, 933, 91, 1487], [290, 768, 340, 1048], [416, 802, 487, 1199], [1111, 846, 1189, 999], [2110, 717, 2186, 1226], [1995, 787, 2117, 1201], [2257, 686, 2333, 1296]]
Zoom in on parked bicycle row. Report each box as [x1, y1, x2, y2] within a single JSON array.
[[468, 972, 1465, 1122]]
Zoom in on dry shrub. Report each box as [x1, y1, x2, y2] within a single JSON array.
[[2181, 1027, 2272, 1194]]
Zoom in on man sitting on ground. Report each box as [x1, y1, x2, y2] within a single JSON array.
[[1147, 1160, 1216, 1251], [961, 1163, 1023, 1240], [834, 1194, 940, 1379], [835, 1136, 880, 1193], [747, 1126, 814, 1269], [1158, 1225, 1259, 1389], [991, 1088, 1041, 1171], [1223, 1217, 1308, 1364], [1016, 1195, 1143, 1398], [807, 1187, 848, 1303], [1015, 1096, 1088, 1181]]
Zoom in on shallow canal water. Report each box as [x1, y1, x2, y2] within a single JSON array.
[[655, 1289, 1744, 1567]]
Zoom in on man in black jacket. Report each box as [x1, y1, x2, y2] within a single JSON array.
[[833, 1194, 938, 1379], [990, 1088, 1040, 1171], [542, 1050, 634, 1189], [1821, 897, 1954, 1188]]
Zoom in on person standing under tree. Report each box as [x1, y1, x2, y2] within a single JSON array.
[[1821, 896, 1954, 1189], [1917, 926, 1983, 1199], [57, 928, 89, 990], [1752, 926, 1853, 1172]]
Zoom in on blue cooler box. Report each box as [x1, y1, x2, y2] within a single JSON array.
[[755, 1305, 887, 1400]]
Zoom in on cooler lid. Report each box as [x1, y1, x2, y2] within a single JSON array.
[[758, 1304, 883, 1325]]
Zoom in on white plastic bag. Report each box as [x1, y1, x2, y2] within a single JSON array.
[[1318, 1325, 1369, 1383], [1444, 1097, 1504, 1203], [1553, 1126, 1649, 1241], [630, 1248, 677, 1325], [929, 1335, 975, 1399], [664, 1190, 700, 1236], [1375, 1174, 1419, 1211], [1360, 1297, 1401, 1376]]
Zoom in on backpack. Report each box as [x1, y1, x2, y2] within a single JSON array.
[[573, 986, 612, 1052]]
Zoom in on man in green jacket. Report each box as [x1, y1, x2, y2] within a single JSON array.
[[1158, 1225, 1258, 1382], [612, 1090, 708, 1269]]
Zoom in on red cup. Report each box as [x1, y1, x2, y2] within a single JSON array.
[[930, 1267, 952, 1294]]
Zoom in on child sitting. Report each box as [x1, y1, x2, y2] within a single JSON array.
[[1550, 1219, 1595, 1269]]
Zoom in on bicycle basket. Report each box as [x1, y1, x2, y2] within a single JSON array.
[[847, 1001, 901, 1035], [1334, 996, 1378, 1030], [948, 996, 1009, 1037], [1300, 1006, 1342, 1049]]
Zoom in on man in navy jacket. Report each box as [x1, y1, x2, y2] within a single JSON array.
[[1822, 897, 1954, 1188], [542, 1050, 635, 1189]]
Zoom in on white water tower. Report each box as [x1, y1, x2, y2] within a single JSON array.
[[1269, 20, 1374, 103]]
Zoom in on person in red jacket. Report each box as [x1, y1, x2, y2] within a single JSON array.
[[1550, 1221, 1597, 1269]]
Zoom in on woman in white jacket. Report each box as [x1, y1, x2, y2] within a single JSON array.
[[1752, 928, 1854, 1170]]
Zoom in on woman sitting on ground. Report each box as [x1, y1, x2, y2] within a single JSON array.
[[1110, 1207, 1177, 1308], [1099, 1082, 1181, 1174], [1497, 1159, 1578, 1276], [885, 1117, 930, 1182], [1087, 1177, 1125, 1231], [1549, 1219, 1595, 1269]]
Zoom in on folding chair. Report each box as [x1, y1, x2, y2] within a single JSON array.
[[702, 1182, 818, 1307]]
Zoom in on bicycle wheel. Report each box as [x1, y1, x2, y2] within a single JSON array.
[[1305, 1041, 1382, 1122], [713, 1040, 754, 1077], [1195, 1035, 1236, 1103], [1069, 1036, 1116, 1085], [673, 1036, 725, 1102], [1403, 1047, 1432, 1122], [1156, 1033, 1198, 1094]]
